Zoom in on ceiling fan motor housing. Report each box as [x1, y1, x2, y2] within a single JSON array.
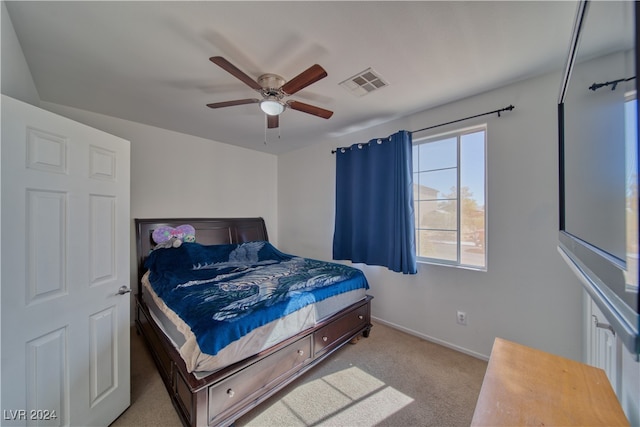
[[258, 74, 286, 95]]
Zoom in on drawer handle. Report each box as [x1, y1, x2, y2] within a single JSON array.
[[297, 349, 304, 356], [227, 388, 235, 398], [358, 315, 364, 320], [322, 336, 328, 342]]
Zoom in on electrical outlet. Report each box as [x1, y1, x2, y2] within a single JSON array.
[[457, 311, 467, 325]]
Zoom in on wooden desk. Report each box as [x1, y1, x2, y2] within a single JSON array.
[[471, 338, 629, 426]]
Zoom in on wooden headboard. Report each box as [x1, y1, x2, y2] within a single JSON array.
[[134, 217, 268, 285]]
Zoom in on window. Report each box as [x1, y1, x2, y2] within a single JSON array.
[[413, 126, 486, 269], [625, 97, 637, 265]]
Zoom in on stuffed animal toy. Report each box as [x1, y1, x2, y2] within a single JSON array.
[[152, 224, 195, 249]]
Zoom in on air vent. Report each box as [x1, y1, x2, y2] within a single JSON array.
[[339, 68, 388, 97]]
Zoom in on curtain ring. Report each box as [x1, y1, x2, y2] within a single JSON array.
[[377, 139, 382, 144], [358, 143, 363, 149], [340, 148, 346, 153]]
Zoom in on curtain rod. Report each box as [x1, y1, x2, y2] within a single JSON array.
[[331, 104, 515, 154], [589, 76, 635, 92], [410, 104, 515, 134]]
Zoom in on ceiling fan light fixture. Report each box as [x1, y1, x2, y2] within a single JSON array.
[[260, 99, 285, 116]]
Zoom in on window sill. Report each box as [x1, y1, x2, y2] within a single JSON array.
[[417, 259, 487, 272]]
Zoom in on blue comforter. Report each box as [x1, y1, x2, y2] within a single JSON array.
[[145, 241, 369, 356]]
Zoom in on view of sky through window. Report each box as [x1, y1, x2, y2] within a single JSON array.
[[413, 128, 486, 269]]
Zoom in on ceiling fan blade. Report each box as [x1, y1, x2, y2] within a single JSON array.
[[267, 115, 279, 129], [206, 98, 260, 108], [209, 56, 262, 90], [281, 64, 327, 95], [287, 100, 333, 119]]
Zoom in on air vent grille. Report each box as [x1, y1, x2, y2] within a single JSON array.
[[339, 68, 388, 97]]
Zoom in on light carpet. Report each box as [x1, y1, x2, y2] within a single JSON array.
[[111, 322, 487, 427]]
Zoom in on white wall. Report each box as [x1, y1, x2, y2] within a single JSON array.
[[278, 70, 585, 361], [39, 102, 278, 293], [1, 2, 39, 105]]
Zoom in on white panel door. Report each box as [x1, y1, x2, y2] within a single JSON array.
[[587, 298, 621, 396], [1, 95, 130, 426]]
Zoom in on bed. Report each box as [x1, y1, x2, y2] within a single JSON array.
[[134, 217, 373, 427]]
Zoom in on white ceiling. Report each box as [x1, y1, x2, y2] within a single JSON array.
[[6, 1, 582, 155]]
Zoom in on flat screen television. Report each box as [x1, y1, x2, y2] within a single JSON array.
[[558, 0, 639, 356]]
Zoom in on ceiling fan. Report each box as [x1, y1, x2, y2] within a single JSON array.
[[206, 56, 333, 129]]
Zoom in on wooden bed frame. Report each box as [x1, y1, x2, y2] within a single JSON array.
[[134, 217, 373, 427]]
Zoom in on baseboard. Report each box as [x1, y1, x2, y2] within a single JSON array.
[[371, 316, 490, 361]]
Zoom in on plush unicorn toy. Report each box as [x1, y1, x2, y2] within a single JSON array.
[[152, 224, 196, 249]]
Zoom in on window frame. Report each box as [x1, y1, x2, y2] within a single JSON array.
[[413, 124, 488, 271]]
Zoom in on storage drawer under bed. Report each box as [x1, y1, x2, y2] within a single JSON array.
[[207, 334, 313, 424], [314, 301, 369, 357]]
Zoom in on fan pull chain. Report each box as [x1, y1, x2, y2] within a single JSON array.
[[263, 115, 283, 144]]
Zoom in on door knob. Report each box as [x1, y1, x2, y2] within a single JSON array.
[[116, 286, 131, 295]]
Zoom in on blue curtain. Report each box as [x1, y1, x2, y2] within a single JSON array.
[[333, 130, 417, 274]]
